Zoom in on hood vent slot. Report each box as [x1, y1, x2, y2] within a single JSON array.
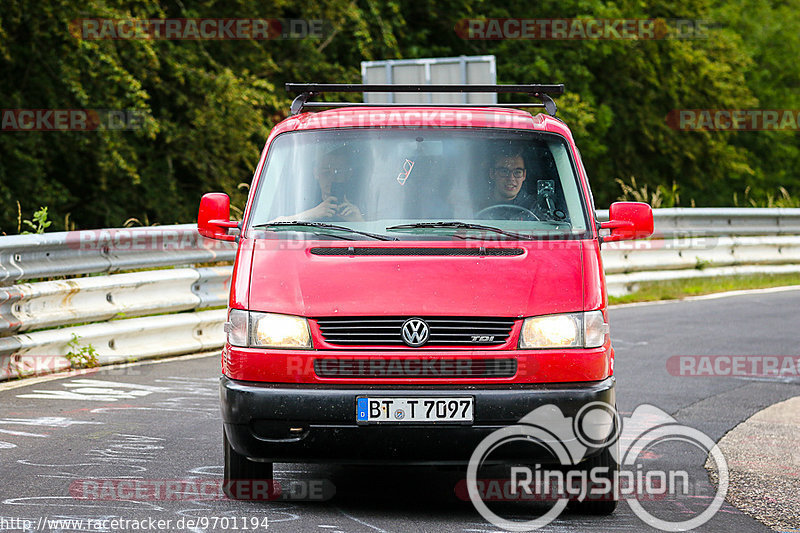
[[310, 247, 522, 257]]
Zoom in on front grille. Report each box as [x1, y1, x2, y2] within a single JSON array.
[[315, 316, 515, 347], [314, 358, 517, 378]]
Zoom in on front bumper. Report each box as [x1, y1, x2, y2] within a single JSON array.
[[221, 376, 615, 465]]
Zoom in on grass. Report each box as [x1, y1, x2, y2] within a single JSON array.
[[609, 273, 800, 305]]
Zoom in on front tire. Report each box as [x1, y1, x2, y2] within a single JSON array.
[[567, 442, 619, 515], [223, 429, 275, 500]]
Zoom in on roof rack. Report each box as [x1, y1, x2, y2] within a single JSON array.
[[285, 83, 565, 117]]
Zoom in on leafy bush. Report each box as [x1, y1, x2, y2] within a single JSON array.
[[65, 334, 100, 369]]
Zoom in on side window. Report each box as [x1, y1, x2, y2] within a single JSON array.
[[574, 146, 598, 224]]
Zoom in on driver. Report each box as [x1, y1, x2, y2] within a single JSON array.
[[486, 151, 535, 210]]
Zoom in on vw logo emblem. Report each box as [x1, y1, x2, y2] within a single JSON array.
[[401, 318, 430, 347]]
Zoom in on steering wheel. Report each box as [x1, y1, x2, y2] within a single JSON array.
[[475, 204, 540, 221]]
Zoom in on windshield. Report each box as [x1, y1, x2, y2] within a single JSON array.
[[247, 128, 589, 240]]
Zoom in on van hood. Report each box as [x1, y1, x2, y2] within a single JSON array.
[[246, 241, 584, 317]]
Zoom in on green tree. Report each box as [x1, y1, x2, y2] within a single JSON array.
[[389, 0, 763, 207], [1, 0, 797, 233], [712, 0, 800, 206], [0, 0, 400, 231]]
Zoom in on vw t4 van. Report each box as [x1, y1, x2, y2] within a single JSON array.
[[198, 83, 653, 510]]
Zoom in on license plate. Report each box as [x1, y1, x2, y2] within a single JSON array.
[[356, 397, 474, 424]]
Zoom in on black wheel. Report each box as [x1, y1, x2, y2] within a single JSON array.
[[475, 204, 540, 221], [567, 441, 619, 515], [223, 429, 275, 500]]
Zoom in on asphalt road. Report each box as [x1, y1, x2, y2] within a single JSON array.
[[1, 288, 798, 533]]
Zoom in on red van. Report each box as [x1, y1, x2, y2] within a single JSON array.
[[198, 83, 653, 510]]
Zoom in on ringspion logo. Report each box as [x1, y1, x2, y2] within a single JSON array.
[[466, 402, 728, 531]]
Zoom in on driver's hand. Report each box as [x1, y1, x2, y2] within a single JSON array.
[[308, 197, 339, 220], [338, 199, 363, 221]]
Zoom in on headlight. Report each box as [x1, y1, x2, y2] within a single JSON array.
[[251, 312, 311, 348], [226, 309, 311, 348], [519, 311, 608, 349]]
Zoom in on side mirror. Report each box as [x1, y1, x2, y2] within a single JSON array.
[[198, 193, 238, 241], [600, 202, 654, 242]]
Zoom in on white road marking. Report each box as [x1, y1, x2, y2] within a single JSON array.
[[0, 417, 102, 427], [0, 428, 48, 437], [17, 459, 147, 475], [0, 351, 218, 392], [15, 377, 219, 402], [64, 379, 170, 391], [16, 389, 149, 401], [188, 465, 223, 476], [335, 507, 390, 533], [1, 496, 164, 511]]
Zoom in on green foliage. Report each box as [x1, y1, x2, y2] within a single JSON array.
[[694, 258, 712, 271], [615, 177, 681, 208], [65, 333, 100, 369], [712, 0, 800, 205], [733, 186, 800, 208], [21, 206, 52, 234], [0, 0, 798, 230]]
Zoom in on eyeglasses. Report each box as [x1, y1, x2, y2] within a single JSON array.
[[492, 167, 526, 179]]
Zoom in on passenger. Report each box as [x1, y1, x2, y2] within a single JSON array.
[[278, 150, 364, 222]]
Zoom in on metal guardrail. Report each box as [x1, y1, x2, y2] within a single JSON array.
[[604, 264, 800, 298], [0, 309, 226, 381], [0, 226, 235, 380], [0, 266, 231, 334], [602, 236, 800, 274], [598, 208, 800, 296], [597, 208, 800, 237], [1, 209, 800, 381], [0, 224, 236, 283]]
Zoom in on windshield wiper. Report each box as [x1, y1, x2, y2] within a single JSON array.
[[386, 221, 534, 240], [253, 221, 397, 241]]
